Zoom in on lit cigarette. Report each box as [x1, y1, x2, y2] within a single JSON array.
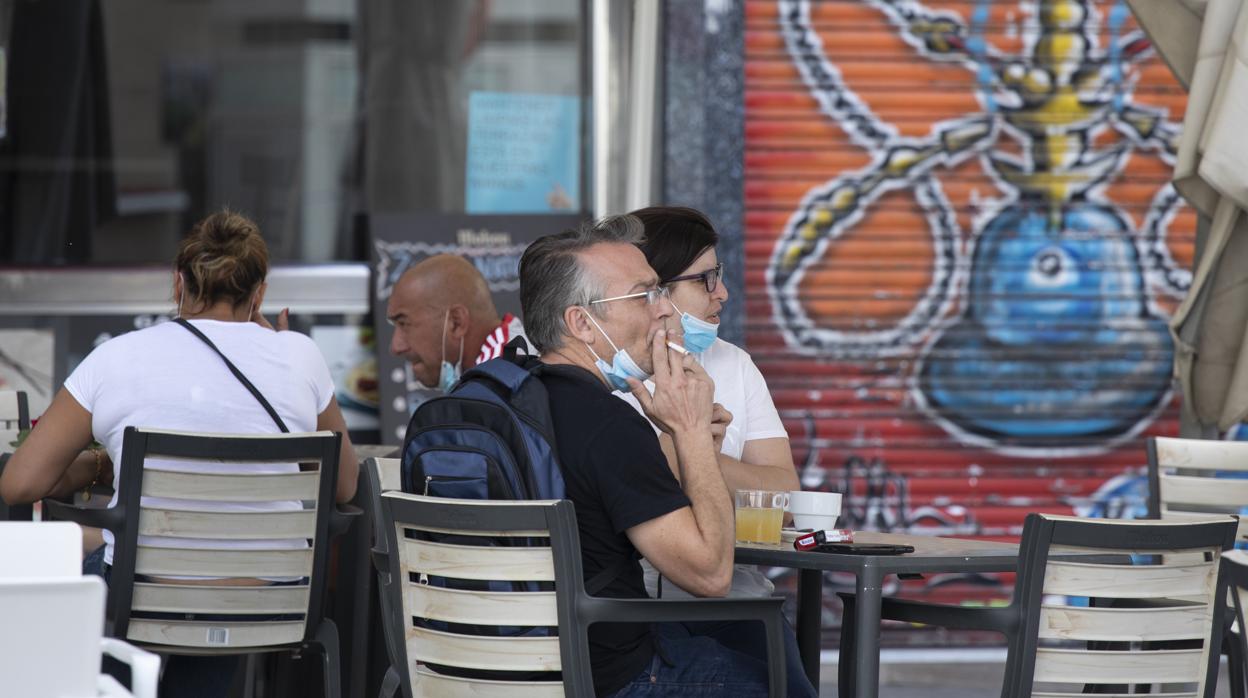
[[666, 341, 689, 355]]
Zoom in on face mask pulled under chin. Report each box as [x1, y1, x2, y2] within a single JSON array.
[[582, 310, 649, 392], [438, 308, 465, 392], [670, 298, 719, 354], [404, 366, 458, 394], [437, 360, 460, 392]]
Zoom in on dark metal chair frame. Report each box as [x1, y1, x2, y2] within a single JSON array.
[[0, 389, 32, 521], [44, 426, 347, 698], [1223, 553, 1248, 698], [839, 513, 1239, 698], [365, 458, 790, 698], [0, 389, 30, 430]]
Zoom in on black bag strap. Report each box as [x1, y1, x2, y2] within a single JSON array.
[[502, 334, 528, 361], [174, 318, 289, 433], [584, 549, 642, 596]]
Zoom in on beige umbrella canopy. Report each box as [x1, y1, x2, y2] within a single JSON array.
[[1130, 0, 1248, 436]]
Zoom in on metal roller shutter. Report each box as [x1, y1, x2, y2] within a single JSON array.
[[742, 0, 1193, 640]]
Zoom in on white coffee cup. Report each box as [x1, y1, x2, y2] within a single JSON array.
[[787, 490, 842, 531]]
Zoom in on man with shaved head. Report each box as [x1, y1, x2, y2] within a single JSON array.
[[386, 254, 529, 390]]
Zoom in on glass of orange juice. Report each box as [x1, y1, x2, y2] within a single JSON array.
[[734, 490, 788, 544]]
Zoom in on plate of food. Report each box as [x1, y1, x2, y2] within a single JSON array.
[[340, 356, 380, 410]]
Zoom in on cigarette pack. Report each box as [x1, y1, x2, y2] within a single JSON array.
[[793, 529, 854, 551]]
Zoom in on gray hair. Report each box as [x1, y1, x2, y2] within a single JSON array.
[[519, 214, 646, 353]]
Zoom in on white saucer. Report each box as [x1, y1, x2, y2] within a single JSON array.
[[780, 528, 813, 543]]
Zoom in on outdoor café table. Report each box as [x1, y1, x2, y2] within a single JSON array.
[[735, 531, 1026, 698]]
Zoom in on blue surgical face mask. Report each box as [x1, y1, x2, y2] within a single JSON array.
[[438, 309, 465, 392], [670, 298, 719, 354], [582, 310, 649, 392]]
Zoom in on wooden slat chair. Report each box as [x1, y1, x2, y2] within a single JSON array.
[[366, 457, 789, 698], [1149, 436, 1248, 697], [0, 390, 32, 521], [361, 457, 405, 681], [838, 513, 1239, 698], [43, 426, 346, 698], [1148, 436, 1248, 545]]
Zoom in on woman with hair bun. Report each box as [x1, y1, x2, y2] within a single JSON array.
[[0, 209, 357, 696]]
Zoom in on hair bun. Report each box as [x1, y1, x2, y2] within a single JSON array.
[[203, 211, 259, 245], [174, 209, 270, 311]]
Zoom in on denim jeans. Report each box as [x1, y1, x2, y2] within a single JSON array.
[[82, 543, 108, 577], [84, 544, 242, 698], [681, 617, 816, 698], [608, 621, 816, 697]]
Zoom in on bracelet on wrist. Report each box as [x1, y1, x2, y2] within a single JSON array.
[[82, 448, 103, 502]]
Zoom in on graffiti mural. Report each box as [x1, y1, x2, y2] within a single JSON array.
[[743, 0, 1193, 635], [769, 0, 1186, 452]]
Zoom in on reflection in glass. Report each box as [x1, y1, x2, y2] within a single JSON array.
[[0, 0, 584, 265]]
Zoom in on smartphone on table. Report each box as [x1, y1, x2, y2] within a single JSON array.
[[813, 542, 914, 555]]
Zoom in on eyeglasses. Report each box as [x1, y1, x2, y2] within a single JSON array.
[[589, 285, 671, 306], [666, 263, 723, 293]]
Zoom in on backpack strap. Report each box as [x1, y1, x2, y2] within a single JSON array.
[[174, 318, 290, 433], [463, 357, 532, 393], [584, 550, 642, 596]]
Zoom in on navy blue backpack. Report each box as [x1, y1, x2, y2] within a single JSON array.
[[400, 348, 635, 605], [401, 352, 564, 502]]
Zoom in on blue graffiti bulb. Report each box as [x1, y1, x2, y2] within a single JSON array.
[[918, 202, 1173, 442]]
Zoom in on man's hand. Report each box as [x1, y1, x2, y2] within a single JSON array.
[[624, 332, 734, 598], [626, 329, 714, 438], [710, 403, 732, 453], [251, 306, 290, 332]]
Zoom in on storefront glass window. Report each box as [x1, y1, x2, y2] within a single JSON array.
[[0, 0, 584, 266]]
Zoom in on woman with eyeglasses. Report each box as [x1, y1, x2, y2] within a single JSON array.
[[627, 205, 798, 507], [618, 206, 814, 697]]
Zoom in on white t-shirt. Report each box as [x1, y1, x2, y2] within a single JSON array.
[[614, 338, 789, 598], [63, 319, 335, 567]]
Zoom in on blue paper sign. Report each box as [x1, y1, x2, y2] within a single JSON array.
[[465, 91, 580, 214]]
